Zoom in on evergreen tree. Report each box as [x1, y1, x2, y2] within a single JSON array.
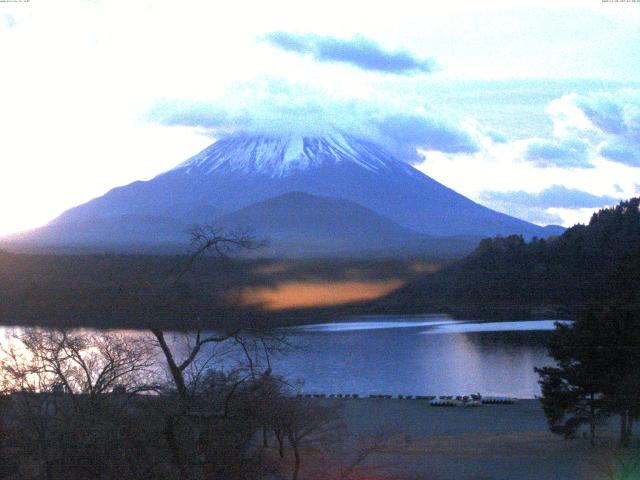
[[536, 318, 608, 445], [537, 307, 640, 447]]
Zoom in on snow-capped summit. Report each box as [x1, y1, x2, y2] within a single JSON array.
[[7, 131, 563, 254], [173, 133, 400, 177]]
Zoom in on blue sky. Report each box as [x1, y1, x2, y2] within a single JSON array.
[[1, 0, 639, 234]]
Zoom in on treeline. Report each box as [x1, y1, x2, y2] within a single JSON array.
[[0, 250, 256, 329], [378, 198, 640, 319], [0, 249, 426, 329]]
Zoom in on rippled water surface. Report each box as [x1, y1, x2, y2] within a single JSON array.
[[0, 316, 566, 399], [273, 316, 566, 399]]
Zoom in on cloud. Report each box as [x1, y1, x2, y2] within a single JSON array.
[[147, 83, 365, 138], [514, 89, 640, 170], [146, 98, 235, 130], [524, 138, 591, 168], [145, 80, 477, 162], [478, 185, 620, 226], [481, 185, 618, 209], [575, 93, 627, 135], [477, 192, 565, 226], [503, 205, 565, 226], [377, 114, 479, 159], [482, 127, 508, 144], [3, 13, 16, 29], [568, 90, 640, 166], [599, 139, 640, 167], [261, 32, 435, 75]]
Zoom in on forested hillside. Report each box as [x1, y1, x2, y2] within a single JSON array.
[[377, 198, 640, 319]]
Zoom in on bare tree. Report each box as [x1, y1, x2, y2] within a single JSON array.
[[0, 328, 160, 480], [2, 329, 156, 399], [325, 433, 388, 480], [150, 328, 241, 401], [262, 396, 340, 480], [137, 227, 290, 478], [144, 226, 267, 399]]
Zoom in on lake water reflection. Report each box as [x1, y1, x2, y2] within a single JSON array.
[[274, 316, 568, 399], [0, 316, 566, 399]]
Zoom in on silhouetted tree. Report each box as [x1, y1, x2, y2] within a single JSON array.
[[537, 306, 640, 447], [138, 227, 288, 479], [536, 318, 608, 445], [0, 329, 162, 479]]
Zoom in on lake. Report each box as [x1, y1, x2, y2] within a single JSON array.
[[0, 316, 566, 399], [273, 316, 567, 399]]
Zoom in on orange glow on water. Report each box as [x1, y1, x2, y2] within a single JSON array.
[[236, 280, 404, 310]]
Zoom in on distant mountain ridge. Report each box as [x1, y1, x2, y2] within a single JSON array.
[[3, 132, 563, 256]]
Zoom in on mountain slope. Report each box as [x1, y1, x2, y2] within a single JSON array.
[[215, 191, 480, 257], [4, 214, 191, 253], [50, 133, 555, 237], [6, 132, 562, 254]]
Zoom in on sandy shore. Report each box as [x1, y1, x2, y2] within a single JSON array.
[[329, 398, 621, 480]]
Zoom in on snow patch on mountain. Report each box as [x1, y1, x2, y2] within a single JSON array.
[[173, 132, 402, 177]]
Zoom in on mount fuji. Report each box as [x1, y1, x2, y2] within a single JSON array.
[[6, 132, 563, 256]]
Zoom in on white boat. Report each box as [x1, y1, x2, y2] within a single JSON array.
[[429, 396, 461, 407]]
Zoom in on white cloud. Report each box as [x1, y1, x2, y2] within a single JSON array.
[[415, 91, 640, 226]]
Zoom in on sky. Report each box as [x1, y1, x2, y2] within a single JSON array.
[[1, 0, 640, 235]]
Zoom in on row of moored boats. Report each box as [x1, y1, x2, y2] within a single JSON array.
[[429, 395, 517, 406], [297, 393, 518, 405]]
